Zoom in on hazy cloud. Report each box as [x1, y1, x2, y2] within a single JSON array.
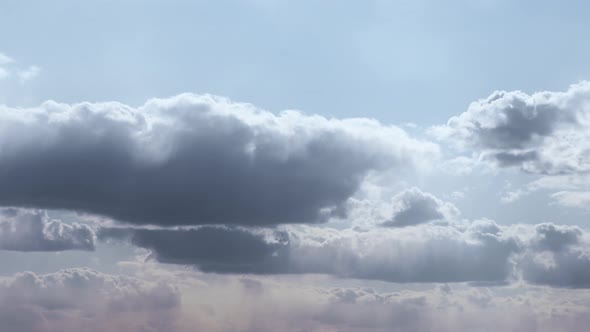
[[0, 268, 179, 332], [551, 191, 590, 209]]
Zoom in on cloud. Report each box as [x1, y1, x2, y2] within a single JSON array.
[[551, 191, 590, 209], [0, 52, 39, 83], [100, 219, 590, 288], [100, 220, 517, 284], [382, 187, 460, 227], [0, 53, 14, 65], [0, 209, 95, 252], [0, 95, 438, 226], [17, 65, 40, 83], [1, 262, 590, 332], [7, 263, 590, 332], [431, 81, 590, 175], [519, 223, 590, 288], [99, 226, 289, 274], [0, 67, 8, 80], [0, 268, 179, 332]]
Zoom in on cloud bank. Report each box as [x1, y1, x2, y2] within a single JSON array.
[[100, 219, 590, 288], [1, 265, 589, 332]]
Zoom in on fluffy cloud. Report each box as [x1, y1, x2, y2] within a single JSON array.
[[0, 268, 179, 332], [382, 187, 460, 227], [0, 95, 437, 226], [0, 209, 95, 252], [431, 82, 590, 175]]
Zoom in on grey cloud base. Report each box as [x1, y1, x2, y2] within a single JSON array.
[[100, 220, 590, 288], [0, 95, 436, 226]]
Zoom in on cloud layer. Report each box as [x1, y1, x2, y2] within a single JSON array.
[[100, 219, 590, 288], [0, 268, 179, 332], [1, 265, 589, 332]]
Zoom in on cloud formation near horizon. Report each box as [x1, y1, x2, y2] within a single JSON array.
[[1, 266, 589, 332]]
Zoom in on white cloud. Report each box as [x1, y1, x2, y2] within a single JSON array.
[[0, 53, 14, 65], [431, 82, 590, 175], [0, 208, 95, 252], [18, 65, 40, 83], [551, 191, 590, 209], [0, 67, 8, 80]]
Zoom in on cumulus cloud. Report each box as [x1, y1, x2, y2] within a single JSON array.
[[0, 208, 95, 252], [518, 223, 590, 288], [382, 187, 460, 227], [0, 95, 438, 226], [0, 268, 179, 332], [431, 82, 590, 175]]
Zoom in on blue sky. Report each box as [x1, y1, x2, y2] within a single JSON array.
[[3, 0, 590, 124]]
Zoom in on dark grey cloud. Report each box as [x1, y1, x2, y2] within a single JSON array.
[[381, 187, 459, 227], [520, 223, 590, 288], [532, 223, 582, 252], [0, 208, 95, 252], [431, 82, 590, 175], [100, 220, 520, 284], [99, 226, 289, 274], [0, 95, 437, 226], [521, 250, 590, 288]]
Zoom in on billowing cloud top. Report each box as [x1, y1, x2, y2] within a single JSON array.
[[382, 187, 460, 227], [431, 82, 590, 174], [0, 94, 438, 226], [0, 209, 95, 252]]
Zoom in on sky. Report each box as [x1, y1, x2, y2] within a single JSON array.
[[1, 1, 590, 331]]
